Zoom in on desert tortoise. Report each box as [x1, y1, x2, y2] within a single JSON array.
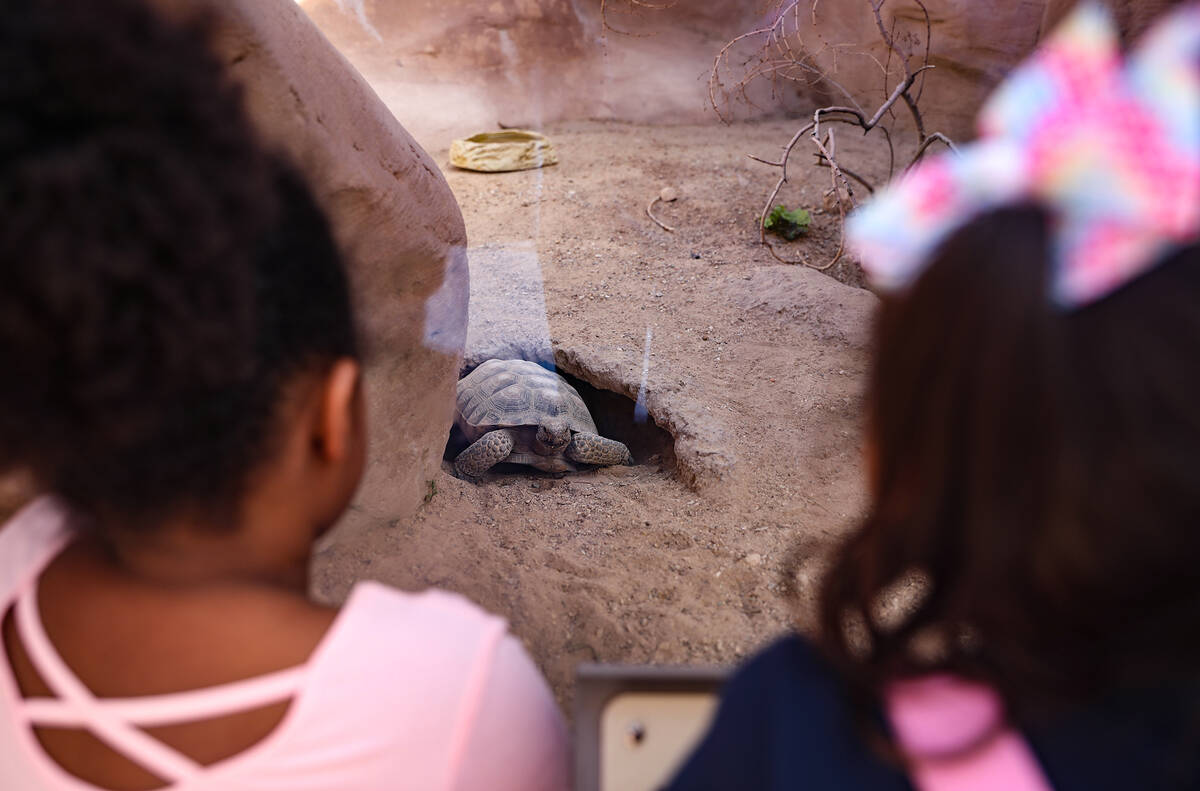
[[453, 359, 634, 478]]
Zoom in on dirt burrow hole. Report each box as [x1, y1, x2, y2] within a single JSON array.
[[442, 364, 678, 478]]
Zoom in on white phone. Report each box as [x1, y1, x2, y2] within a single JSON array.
[[575, 664, 727, 791]]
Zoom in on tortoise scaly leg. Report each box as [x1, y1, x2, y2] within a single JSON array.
[[454, 429, 515, 480], [566, 433, 633, 467]]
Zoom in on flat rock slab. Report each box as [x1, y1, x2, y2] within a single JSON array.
[[463, 242, 555, 371], [728, 266, 877, 350]]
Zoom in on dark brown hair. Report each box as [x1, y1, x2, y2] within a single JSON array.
[[817, 204, 1200, 721]]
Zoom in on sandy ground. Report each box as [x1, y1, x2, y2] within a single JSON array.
[[311, 118, 893, 708], [0, 118, 898, 714]]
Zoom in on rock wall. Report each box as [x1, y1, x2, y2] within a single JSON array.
[[298, 0, 1045, 143], [299, 1, 1181, 147], [299, 0, 818, 146], [793, 0, 1181, 139], [150, 0, 470, 523]]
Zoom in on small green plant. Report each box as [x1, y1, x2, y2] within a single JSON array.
[[763, 204, 811, 241], [423, 479, 438, 504]]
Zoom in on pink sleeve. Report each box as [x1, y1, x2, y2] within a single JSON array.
[[449, 635, 569, 791]]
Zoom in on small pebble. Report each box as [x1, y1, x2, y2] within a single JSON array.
[[744, 553, 764, 567], [659, 186, 679, 202]]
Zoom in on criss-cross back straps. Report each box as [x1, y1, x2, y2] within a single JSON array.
[[12, 583, 306, 784], [20, 668, 307, 728]]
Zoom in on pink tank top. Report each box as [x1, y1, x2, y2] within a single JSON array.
[[0, 498, 569, 791], [886, 675, 1054, 791]]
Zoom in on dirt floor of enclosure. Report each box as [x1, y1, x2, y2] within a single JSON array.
[[310, 118, 890, 709]]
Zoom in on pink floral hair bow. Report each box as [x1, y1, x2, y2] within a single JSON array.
[[846, 1, 1200, 308]]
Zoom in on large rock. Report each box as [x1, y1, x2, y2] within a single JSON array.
[[774, 0, 1177, 140], [296, 0, 1040, 143], [297, 1, 1180, 148], [151, 0, 469, 522], [298, 0, 815, 146], [461, 243, 555, 372]]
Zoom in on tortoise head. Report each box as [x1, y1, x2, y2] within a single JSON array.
[[534, 419, 571, 454]]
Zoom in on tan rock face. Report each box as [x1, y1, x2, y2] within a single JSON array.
[[766, 0, 1177, 140], [149, 0, 469, 522], [298, 1, 1181, 147], [298, 0, 1042, 142], [299, 0, 816, 145]]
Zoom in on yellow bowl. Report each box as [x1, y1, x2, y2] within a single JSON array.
[[450, 130, 558, 172]]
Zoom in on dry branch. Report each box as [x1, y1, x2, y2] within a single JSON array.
[[599, 0, 677, 36], [911, 132, 958, 166], [811, 155, 875, 194], [646, 195, 676, 233], [715, 0, 955, 270]]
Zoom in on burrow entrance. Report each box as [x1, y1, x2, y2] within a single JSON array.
[[442, 365, 677, 477]]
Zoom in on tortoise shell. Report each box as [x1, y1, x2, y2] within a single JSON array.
[[455, 359, 598, 440]]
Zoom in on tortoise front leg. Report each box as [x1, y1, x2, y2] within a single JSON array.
[[566, 432, 633, 467], [454, 429, 515, 479]]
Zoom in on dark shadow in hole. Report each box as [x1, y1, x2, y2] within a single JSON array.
[[443, 365, 677, 474]]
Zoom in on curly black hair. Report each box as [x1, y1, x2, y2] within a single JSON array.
[[0, 0, 357, 527]]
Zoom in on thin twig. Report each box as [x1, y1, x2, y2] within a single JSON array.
[[912, 0, 933, 104], [902, 92, 927, 140], [811, 155, 875, 193], [810, 127, 851, 269], [710, 26, 779, 121], [646, 196, 676, 232], [870, 0, 934, 138], [748, 153, 782, 167], [880, 124, 896, 180], [599, 0, 657, 36], [909, 132, 958, 166], [709, 0, 866, 121], [880, 6, 895, 102], [755, 122, 816, 246], [866, 65, 934, 128], [812, 118, 856, 206]]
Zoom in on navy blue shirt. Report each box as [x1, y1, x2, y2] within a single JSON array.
[[666, 635, 1200, 791]]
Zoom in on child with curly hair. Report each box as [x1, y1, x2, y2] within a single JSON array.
[[0, 2, 567, 789], [669, 3, 1200, 789]]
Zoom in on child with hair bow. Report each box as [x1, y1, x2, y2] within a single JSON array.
[[668, 3, 1200, 789]]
